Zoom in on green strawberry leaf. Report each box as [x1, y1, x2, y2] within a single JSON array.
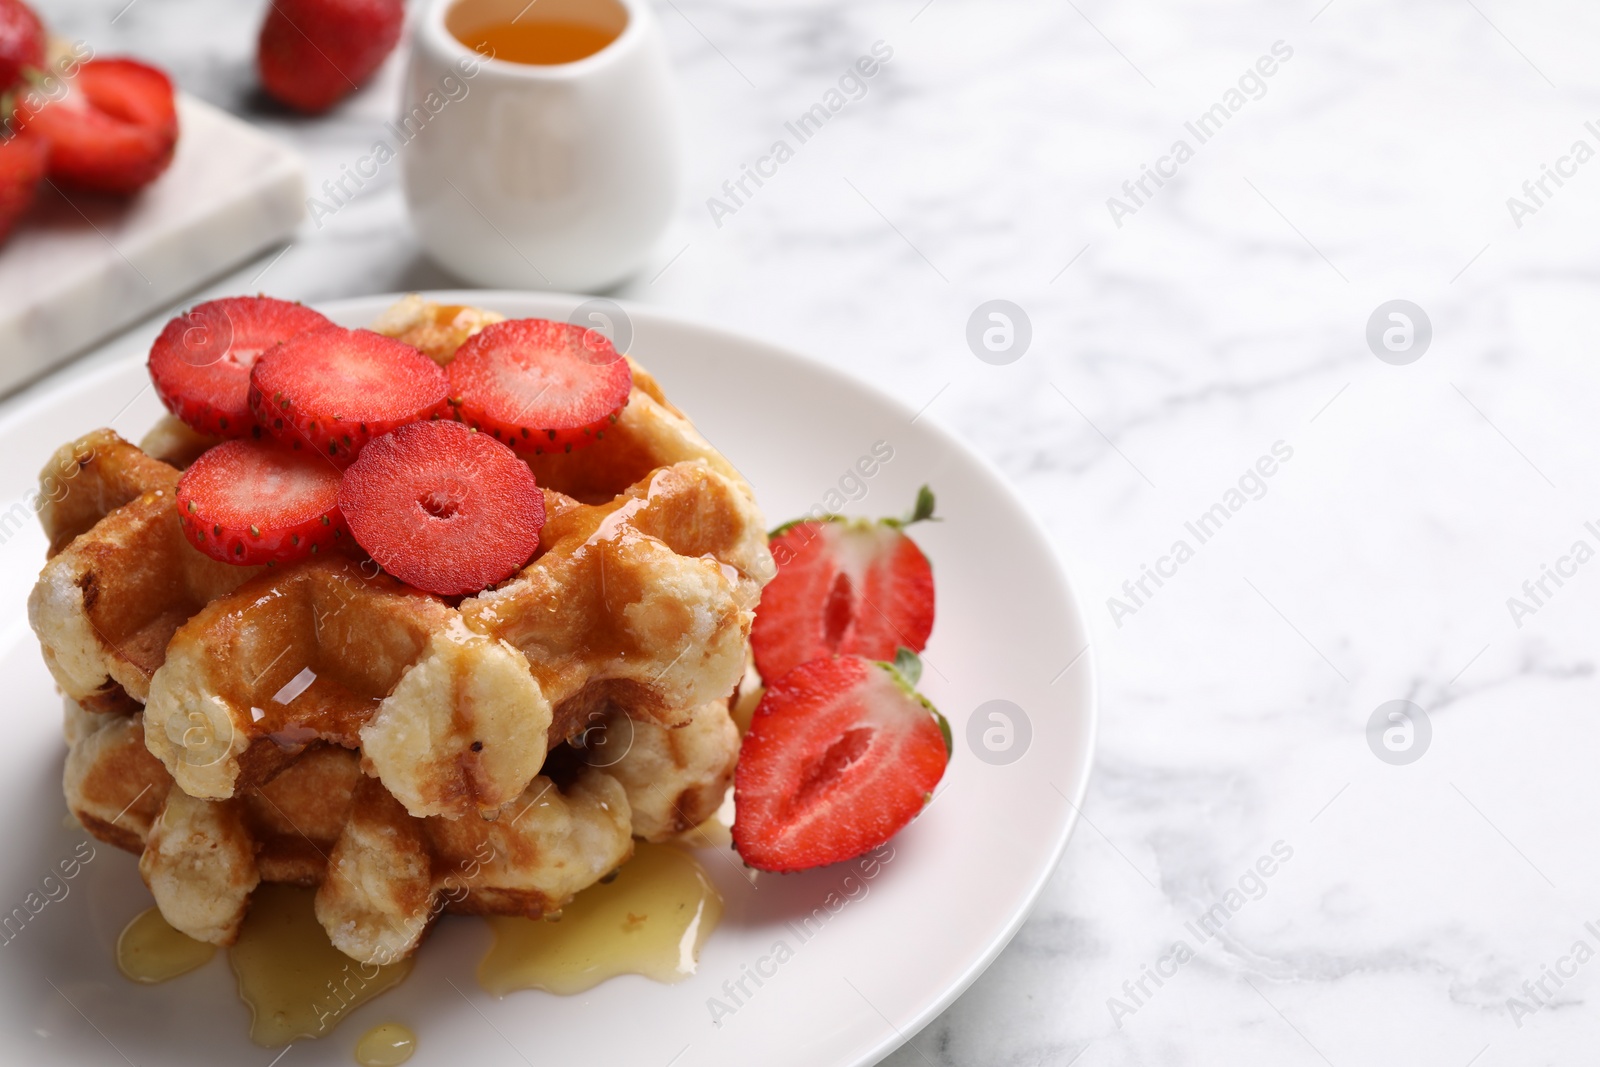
[[892, 645, 922, 686], [771, 485, 938, 539], [933, 707, 953, 759], [884, 485, 937, 529]]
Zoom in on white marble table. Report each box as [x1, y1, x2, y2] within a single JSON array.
[[26, 0, 1600, 1063]]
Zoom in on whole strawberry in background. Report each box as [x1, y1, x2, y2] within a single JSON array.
[[258, 0, 405, 114], [0, 0, 44, 93]]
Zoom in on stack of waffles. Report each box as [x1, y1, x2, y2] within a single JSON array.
[[29, 298, 773, 965]]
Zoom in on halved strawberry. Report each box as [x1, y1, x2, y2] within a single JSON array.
[[0, 129, 46, 245], [733, 651, 950, 872], [14, 58, 178, 195], [339, 420, 546, 596], [446, 318, 632, 456], [751, 486, 937, 683], [177, 439, 346, 566], [149, 296, 332, 438], [249, 326, 448, 466]]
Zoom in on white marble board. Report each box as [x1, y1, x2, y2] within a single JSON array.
[[0, 93, 304, 396]]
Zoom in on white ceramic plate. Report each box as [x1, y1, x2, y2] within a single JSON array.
[[0, 292, 1096, 1067]]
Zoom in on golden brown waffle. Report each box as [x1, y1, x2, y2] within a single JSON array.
[[31, 431, 265, 710], [39, 429, 182, 556], [63, 699, 738, 962], [138, 415, 220, 470], [138, 455, 766, 818], [36, 297, 767, 963], [368, 294, 506, 365]]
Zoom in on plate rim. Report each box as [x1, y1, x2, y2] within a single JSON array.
[[5, 288, 1099, 1067]]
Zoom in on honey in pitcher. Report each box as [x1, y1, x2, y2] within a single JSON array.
[[456, 15, 620, 66]]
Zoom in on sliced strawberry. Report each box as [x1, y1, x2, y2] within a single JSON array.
[[15, 58, 178, 195], [0, 129, 45, 245], [733, 652, 950, 872], [339, 420, 546, 596], [148, 296, 332, 438], [257, 0, 404, 114], [249, 326, 448, 466], [177, 439, 346, 566], [447, 318, 632, 456], [0, 0, 44, 93], [751, 487, 937, 683]]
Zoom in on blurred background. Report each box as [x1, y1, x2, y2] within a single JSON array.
[[17, 1, 1600, 1063]]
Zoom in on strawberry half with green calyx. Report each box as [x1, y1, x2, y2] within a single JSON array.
[[750, 486, 937, 683], [733, 651, 950, 873], [338, 420, 546, 597], [176, 439, 346, 566], [148, 296, 333, 438], [13, 58, 178, 195], [249, 326, 448, 466], [446, 318, 633, 456]]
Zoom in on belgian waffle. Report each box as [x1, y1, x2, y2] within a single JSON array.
[[32, 298, 768, 963], [63, 695, 736, 962]]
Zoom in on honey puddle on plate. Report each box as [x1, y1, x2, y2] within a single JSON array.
[[478, 841, 723, 996], [355, 1023, 417, 1066], [229, 884, 413, 1048], [114, 844, 721, 1048], [117, 907, 215, 983]]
